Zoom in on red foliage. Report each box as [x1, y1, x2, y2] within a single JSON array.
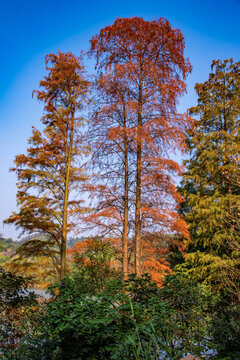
[[88, 17, 192, 275]]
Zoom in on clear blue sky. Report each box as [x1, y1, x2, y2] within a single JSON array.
[[1, 0, 240, 239]]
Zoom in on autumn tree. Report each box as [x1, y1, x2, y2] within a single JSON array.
[[67, 237, 119, 294], [89, 17, 192, 276], [5, 51, 89, 280], [183, 59, 240, 298], [86, 69, 136, 279]]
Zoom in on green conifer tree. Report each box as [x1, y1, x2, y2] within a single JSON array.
[[183, 59, 240, 296]]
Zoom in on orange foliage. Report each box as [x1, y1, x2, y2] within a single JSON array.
[[88, 17, 192, 276], [5, 51, 89, 279], [141, 234, 170, 285], [67, 238, 121, 271]]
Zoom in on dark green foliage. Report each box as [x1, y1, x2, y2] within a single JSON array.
[[47, 278, 126, 359], [161, 270, 218, 357], [0, 267, 34, 307], [0, 267, 37, 353], [125, 273, 159, 305], [210, 291, 240, 360], [182, 59, 240, 294], [3, 336, 60, 360], [45, 275, 183, 360], [167, 238, 185, 269], [8, 273, 221, 359]]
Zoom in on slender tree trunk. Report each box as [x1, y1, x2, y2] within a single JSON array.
[[122, 104, 129, 280], [135, 68, 143, 276], [60, 113, 74, 280]]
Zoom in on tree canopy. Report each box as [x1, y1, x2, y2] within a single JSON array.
[[89, 17, 192, 276], [183, 59, 240, 297], [5, 51, 89, 279]]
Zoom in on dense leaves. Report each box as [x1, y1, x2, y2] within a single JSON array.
[[0, 267, 37, 353], [182, 59, 240, 298], [5, 52, 89, 279], [4, 274, 219, 360], [2, 16, 240, 360], [67, 237, 120, 295]]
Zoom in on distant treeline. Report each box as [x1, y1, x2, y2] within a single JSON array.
[[0, 234, 86, 253]]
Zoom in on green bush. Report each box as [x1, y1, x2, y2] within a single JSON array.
[[70, 238, 121, 296], [210, 291, 240, 360], [0, 267, 37, 349], [161, 272, 218, 356], [26, 274, 215, 359], [4, 272, 228, 360]]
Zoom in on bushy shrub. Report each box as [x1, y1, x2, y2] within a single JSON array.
[[210, 291, 240, 360], [0, 266, 37, 353], [68, 238, 121, 296], [4, 272, 229, 360], [15, 274, 216, 359], [161, 272, 218, 356]]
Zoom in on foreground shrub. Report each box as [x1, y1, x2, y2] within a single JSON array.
[[5, 273, 234, 359], [0, 267, 37, 354], [12, 274, 219, 359], [68, 238, 121, 296], [210, 291, 240, 360]]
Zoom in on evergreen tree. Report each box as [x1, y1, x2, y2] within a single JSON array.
[[183, 59, 240, 297]]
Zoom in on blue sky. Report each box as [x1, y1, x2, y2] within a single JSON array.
[[1, 0, 240, 239]]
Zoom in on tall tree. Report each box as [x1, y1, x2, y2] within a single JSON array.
[[183, 59, 240, 297], [86, 70, 135, 279], [89, 17, 192, 275], [5, 51, 89, 279]]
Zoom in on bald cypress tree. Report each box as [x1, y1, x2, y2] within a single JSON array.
[[5, 52, 89, 280], [89, 17, 192, 276]]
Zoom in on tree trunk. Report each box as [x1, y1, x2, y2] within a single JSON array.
[[135, 68, 143, 276], [60, 113, 74, 280], [122, 105, 129, 280]]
